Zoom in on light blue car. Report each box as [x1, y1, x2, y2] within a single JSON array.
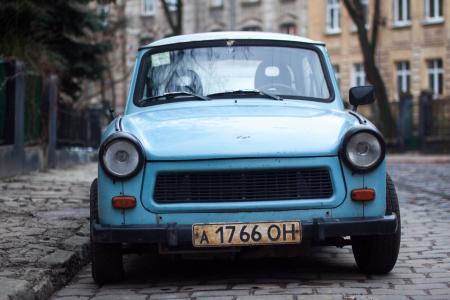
[[90, 32, 400, 284]]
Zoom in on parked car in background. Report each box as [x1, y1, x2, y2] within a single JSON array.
[[90, 32, 401, 284]]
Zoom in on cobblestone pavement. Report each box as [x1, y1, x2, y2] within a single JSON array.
[[49, 162, 450, 300], [0, 164, 96, 300]]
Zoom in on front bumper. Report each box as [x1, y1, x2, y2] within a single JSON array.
[[92, 214, 398, 246]]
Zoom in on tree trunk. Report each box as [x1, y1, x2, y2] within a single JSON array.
[[160, 0, 183, 36], [361, 44, 397, 138], [343, 0, 398, 138]]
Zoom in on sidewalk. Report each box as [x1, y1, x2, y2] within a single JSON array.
[[0, 164, 96, 300], [1, 154, 449, 299], [387, 153, 450, 164]]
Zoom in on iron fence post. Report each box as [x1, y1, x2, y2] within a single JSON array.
[[418, 90, 433, 149], [47, 75, 58, 168], [398, 93, 413, 151], [13, 61, 25, 172]]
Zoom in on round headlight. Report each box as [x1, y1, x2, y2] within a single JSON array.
[[100, 135, 144, 179], [342, 129, 385, 172]]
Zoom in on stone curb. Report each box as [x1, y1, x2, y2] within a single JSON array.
[[0, 163, 96, 300], [387, 154, 450, 164], [1, 228, 91, 300]]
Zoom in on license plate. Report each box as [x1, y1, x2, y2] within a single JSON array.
[[192, 221, 301, 247]]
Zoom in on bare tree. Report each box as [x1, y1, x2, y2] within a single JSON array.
[[160, 0, 183, 36], [343, 0, 397, 138]]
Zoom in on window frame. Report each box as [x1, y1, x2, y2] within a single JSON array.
[[209, 0, 224, 8], [241, 25, 263, 31], [351, 0, 370, 32], [280, 23, 298, 35], [351, 63, 367, 87], [395, 61, 411, 99], [326, 0, 342, 34], [427, 58, 444, 98], [133, 40, 336, 106], [393, 0, 411, 27], [166, 0, 178, 12], [424, 0, 444, 24], [141, 0, 156, 16]]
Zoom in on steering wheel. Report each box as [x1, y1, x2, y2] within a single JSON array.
[[165, 69, 203, 95], [172, 84, 195, 93], [258, 83, 298, 95]]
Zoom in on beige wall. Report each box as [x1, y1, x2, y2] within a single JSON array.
[[106, 0, 450, 111], [308, 0, 450, 101], [183, 0, 308, 35]]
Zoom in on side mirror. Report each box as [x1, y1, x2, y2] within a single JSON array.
[[349, 86, 375, 112]]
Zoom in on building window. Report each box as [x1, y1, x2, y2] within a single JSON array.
[[351, 0, 369, 31], [242, 25, 262, 31], [166, 0, 178, 11], [326, 0, 341, 34], [396, 61, 410, 99], [352, 63, 366, 86], [142, 0, 155, 16], [333, 65, 341, 89], [424, 0, 444, 23], [280, 23, 298, 35], [427, 59, 443, 97], [393, 0, 411, 26], [210, 0, 224, 8]]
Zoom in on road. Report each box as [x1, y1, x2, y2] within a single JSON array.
[[47, 163, 450, 300]]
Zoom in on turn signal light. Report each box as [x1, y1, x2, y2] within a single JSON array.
[[112, 196, 136, 209], [351, 188, 375, 201]]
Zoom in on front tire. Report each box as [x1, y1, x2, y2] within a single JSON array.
[[352, 174, 401, 274], [90, 179, 124, 284]]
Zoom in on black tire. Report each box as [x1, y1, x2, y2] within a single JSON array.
[[352, 174, 401, 274], [90, 179, 124, 284]]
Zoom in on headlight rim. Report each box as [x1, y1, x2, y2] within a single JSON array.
[[340, 127, 386, 173], [99, 132, 145, 180]]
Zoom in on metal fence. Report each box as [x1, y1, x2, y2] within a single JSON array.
[[429, 98, 450, 137], [387, 93, 450, 151], [0, 60, 15, 145], [0, 60, 44, 145], [57, 106, 106, 149], [24, 73, 43, 144]]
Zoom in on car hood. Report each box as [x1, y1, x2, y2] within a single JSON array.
[[121, 102, 359, 161]]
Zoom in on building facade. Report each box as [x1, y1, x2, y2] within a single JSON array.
[[116, 0, 449, 109], [183, 0, 308, 36], [308, 0, 450, 101]]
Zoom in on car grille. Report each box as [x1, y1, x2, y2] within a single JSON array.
[[153, 168, 333, 203]]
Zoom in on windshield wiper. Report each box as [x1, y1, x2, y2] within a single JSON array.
[[207, 89, 283, 101], [139, 91, 209, 104]]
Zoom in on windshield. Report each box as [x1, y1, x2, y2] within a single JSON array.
[[135, 44, 331, 105]]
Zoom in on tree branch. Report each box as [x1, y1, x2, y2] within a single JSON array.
[[160, 0, 176, 34], [370, 0, 380, 57], [176, 0, 183, 34], [342, 0, 359, 23]]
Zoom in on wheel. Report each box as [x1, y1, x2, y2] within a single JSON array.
[[351, 174, 401, 274], [90, 179, 124, 284]]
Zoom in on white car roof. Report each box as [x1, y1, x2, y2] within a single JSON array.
[[143, 31, 325, 49]]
